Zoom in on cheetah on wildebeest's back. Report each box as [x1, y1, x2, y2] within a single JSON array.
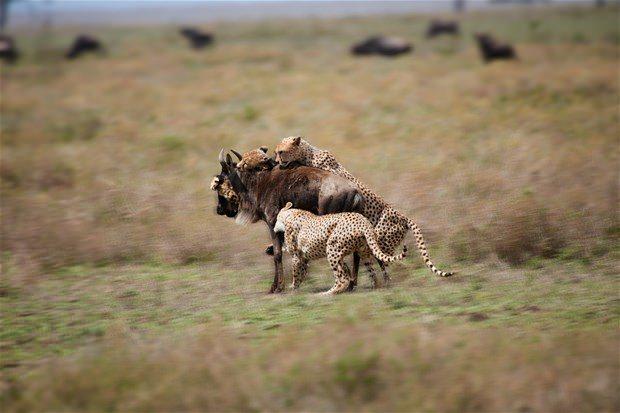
[[275, 202, 407, 295], [274, 136, 453, 281]]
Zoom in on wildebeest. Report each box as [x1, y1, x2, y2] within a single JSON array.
[[66, 35, 104, 59], [212, 149, 364, 293], [0, 34, 18, 63], [426, 20, 460, 38], [180, 27, 214, 49], [474, 33, 517, 63], [351, 36, 412, 57]]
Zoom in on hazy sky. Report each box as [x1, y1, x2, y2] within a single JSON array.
[[6, 0, 601, 28]]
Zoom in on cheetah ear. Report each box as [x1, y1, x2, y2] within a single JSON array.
[[259, 146, 268, 154], [284, 202, 293, 210], [292, 136, 301, 146]]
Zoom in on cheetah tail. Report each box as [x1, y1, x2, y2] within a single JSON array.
[[405, 218, 454, 277], [362, 227, 408, 263]]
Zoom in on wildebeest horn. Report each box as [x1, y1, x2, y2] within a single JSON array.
[[218, 149, 230, 173], [226, 153, 234, 166], [230, 149, 242, 161]]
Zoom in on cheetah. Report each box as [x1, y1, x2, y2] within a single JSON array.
[[235, 146, 274, 171], [275, 202, 407, 295], [274, 136, 453, 279]]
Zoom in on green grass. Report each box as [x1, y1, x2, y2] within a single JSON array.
[[2, 257, 619, 411], [1, 255, 618, 369]]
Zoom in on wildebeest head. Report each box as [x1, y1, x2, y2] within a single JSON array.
[[210, 150, 241, 218]]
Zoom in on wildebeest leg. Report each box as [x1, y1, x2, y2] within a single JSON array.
[[348, 252, 360, 291], [268, 228, 285, 293]]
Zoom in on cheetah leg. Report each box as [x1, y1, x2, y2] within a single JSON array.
[[363, 260, 379, 289], [291, 255, 308, 290], [378, 260, 390, 285], [348, 252, 360, 291], [323, 253, 351, 295]]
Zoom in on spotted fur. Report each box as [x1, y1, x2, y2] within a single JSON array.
[[236, 147, 271, 171], [275, 136, 453, 278], [275, 202, 407, 294], [210, 175, 237, 201]]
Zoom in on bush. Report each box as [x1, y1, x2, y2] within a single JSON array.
[[489, 199, 565, 265]]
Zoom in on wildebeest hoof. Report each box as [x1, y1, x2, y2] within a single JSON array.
[[265, 244, 274, 255]]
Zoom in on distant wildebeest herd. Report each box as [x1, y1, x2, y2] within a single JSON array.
[[0, 26, 214, 63], [350, 19, 516, 62], [212, 137, 453, 295], [0, 20, 517, 64]]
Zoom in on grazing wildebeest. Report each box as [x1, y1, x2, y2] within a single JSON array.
[[474, 33, 517, 63], [211, 149, 364, 293], [65, 35, 104, 59], [426, 20, 460, 38], [351, 36, 412, 57], [180, 27, 214, 49], [0, 34, 18, 63]]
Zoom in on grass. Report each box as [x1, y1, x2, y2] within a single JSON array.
[[1, 258, 619, 411], [1, 4, 619, 412], [1, 258, 618, 365]]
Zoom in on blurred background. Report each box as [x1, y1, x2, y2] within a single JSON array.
[[1, 1, 618, 411]]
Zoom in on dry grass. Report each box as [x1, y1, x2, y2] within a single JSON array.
[[0, 5, 619, 412], [2, 7, 618, 275], [3, 321, 618, 412]]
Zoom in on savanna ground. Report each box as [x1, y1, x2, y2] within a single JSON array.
[[1, 4, 619, 412]]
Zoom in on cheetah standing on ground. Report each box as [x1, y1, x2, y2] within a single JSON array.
[[274, 136, 453, 280], [275, 202, 407, 294]]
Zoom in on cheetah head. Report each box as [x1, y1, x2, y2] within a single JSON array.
[[275, 136, 304, 168], [210, 174, 239, 218], [234, 146, 275, 171]]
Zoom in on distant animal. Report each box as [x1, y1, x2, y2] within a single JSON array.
[[426, 20, 460, 38], [211, 148, 364, 293], [474, 33, 517, 63], [351, 36, 412, 57], [0, 34, 18, 63], [275, 136, 454, 282], [65, 35, 104, 59], [275, 202, 407, 294], [180, 27, 214, 49]]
